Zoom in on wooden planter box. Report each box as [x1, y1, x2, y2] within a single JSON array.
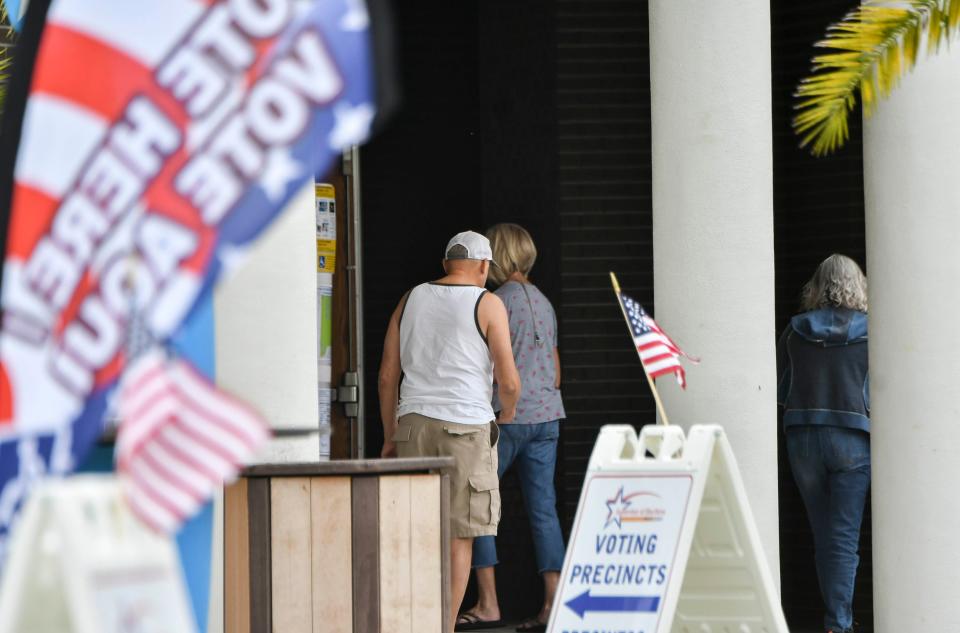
[[224, 458, 454, 633]]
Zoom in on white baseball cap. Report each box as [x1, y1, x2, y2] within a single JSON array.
[[444, 231, 499, 267]]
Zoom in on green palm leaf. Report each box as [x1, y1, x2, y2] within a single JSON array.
[[0, 0, 12, 112], [793, 0, 960, 156]]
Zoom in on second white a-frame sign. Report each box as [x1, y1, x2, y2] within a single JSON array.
[[548, 424, 788, 633]]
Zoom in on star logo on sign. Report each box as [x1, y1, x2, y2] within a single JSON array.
[[259, 149, 302, 202], [329, 102, 375, 150], [605, 486, 632, 529]]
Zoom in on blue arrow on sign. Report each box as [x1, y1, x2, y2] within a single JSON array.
[[564, 589, 661, 619]]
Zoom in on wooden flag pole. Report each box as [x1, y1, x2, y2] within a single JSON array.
[[609, 272, 671, 426]]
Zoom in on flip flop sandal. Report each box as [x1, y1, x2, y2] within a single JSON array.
[[454, 612, 505, 631]]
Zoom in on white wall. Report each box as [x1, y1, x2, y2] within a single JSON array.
[[863, 42, 960, 631], [208, 184, 321, 633], [648, 0, 779, 583], [214, 182, 320, 461]]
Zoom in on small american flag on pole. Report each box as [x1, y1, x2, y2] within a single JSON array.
[[617, 292, 697, 389], [116, 351, 270, 532]]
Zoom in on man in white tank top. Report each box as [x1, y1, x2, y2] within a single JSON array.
[[379, 231, 521, 632]]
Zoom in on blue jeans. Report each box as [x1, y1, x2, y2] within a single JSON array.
[[786, 425, 870, 633], [472, 421, 565, 573]]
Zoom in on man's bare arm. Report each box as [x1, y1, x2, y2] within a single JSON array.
[[481, 293, 520, 423], [378, 296, 406, 457]]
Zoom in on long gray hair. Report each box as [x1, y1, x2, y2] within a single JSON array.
[[800, 254, 868, 312]]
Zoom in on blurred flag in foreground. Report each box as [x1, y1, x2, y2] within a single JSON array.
[[616, 292, 698, 388], [0, 0, 376, 558], [117, 351, 269, 532]]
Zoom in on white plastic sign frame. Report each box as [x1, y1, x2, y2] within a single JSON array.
[[0, 475, 198, 633], [548, 424, 788, 633]]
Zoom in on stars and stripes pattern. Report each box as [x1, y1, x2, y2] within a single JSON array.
[[11, 0, 213, 268], [0, 0, 375, 546], [617, 292, 697, 388], [116, 351, 269, 532]]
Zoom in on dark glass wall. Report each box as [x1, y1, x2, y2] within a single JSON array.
[[359, 0, 560, 617], [360, 0, 870, 626], [553, 0, 656, 554], [359, 0, 654, 618]]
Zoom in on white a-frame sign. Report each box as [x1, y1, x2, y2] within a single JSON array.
[[0, 476, 197, 633], [548, 425, 788, 633]]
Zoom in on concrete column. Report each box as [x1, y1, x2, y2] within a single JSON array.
[[214, 183, 320, 463], [863, 45, 960, 630], [648, 0, 779, 580], [209, 184, 320, 631], [207, 490, 224, 633]]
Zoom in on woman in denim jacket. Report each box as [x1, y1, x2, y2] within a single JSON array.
[[777, 254, 869, 633]]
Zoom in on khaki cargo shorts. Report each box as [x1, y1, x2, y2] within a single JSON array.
[[394, 413, 500, 538]]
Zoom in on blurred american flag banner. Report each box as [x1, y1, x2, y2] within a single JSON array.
[[116, 351, 269, 532]]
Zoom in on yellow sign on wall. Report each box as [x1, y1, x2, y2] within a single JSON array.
[[317, 239, 336, 273], [315, 183, 336, 273]]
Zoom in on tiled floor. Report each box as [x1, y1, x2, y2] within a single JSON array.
[[472, 623, 823, 633], [470, 616, 786, 632]]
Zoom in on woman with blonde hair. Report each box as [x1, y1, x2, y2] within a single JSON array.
[[456, 224, 565, 632], [777, 254, 869, 633]]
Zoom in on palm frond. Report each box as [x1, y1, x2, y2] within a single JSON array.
[[793, 0, 960, 156], [0, 0, 12, 112], [0, 53, 10, 104]]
